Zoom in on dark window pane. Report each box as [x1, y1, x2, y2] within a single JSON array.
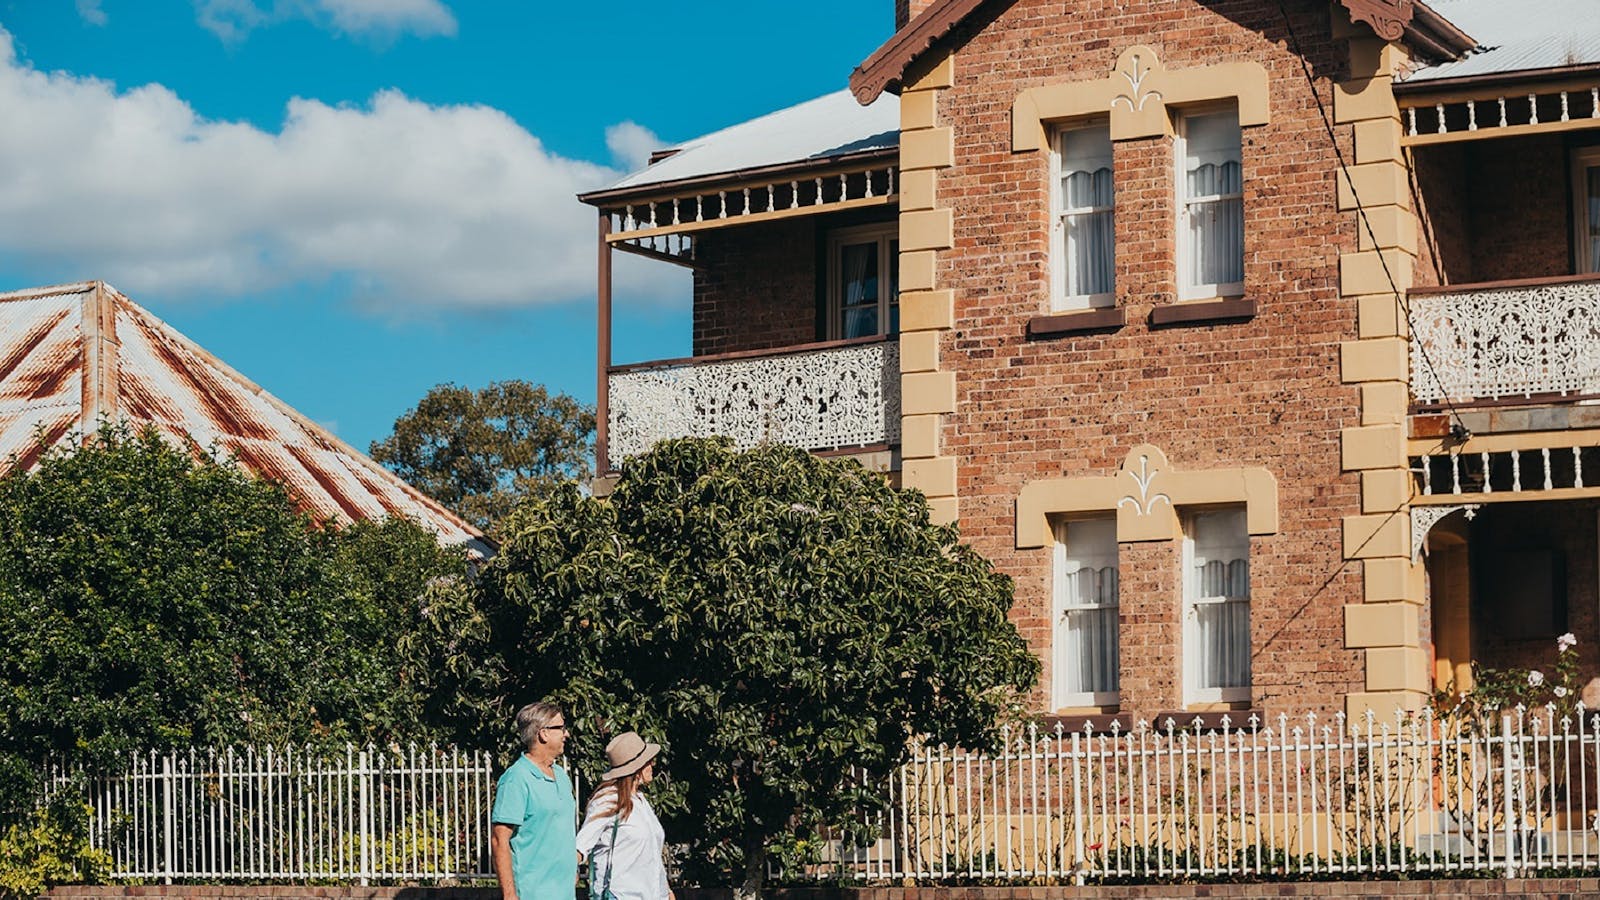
[[840, 242, 878, 307], [843, 306, 878, 339]]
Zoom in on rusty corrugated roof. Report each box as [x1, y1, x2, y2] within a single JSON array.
[[0, 281, 490, 558]]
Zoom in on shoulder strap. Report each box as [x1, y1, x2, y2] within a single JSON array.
[[600, 813, 621, 897]]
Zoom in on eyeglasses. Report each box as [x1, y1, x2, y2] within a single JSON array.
[[542, 724, 570, 733]]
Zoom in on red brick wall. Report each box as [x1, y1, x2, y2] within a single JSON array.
[[1412, 143, 1472, 286], [895, 0, 938, 29], [932, 0, 1365, 717], [692, 219, 818, 357], [1467, 135, 1571, 282], [1412, 135, 1571, 284]]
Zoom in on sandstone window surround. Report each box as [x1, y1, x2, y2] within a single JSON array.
[[1017, 445, 1278, 548], [1015, 46, 1269, 329], [1012, 46, 1270, 154]]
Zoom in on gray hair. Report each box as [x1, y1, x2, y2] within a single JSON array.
[[515, 701, 563, 750]]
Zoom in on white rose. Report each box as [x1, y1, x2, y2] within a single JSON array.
[[1529, 671, 1545, 687]]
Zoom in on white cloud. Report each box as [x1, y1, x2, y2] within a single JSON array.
[[76, 0, 109, 26], [193, 0, 268, 42], [318, 0, 456, 38], [604, 121, 664, 172], [193, 0, 457, 42], [0, 28, 680, 309]]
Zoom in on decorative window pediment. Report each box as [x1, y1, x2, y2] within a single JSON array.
[[1012, 46, 1270, 150], [1017, 444, 1278, 547]]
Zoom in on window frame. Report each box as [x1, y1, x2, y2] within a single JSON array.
[[1573, 145, 1600, 275], [1052, 516, 1121, 709], [1174, 105, 1245, 301], [1180, 507, 1252, 706], [1050, 119, 1116, 311], [825, 222, 899, 340]]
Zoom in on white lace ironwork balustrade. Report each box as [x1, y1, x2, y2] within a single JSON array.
[[1409, 280, 1600, 405], [607, 341, 901, 469]]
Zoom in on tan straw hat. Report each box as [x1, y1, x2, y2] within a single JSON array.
[[600, 731, 662, 780]]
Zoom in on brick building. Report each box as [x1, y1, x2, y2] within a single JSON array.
[[580, 0, 1600, 724]]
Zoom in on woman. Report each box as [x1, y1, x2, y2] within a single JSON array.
[[577, 731, 672, 900]]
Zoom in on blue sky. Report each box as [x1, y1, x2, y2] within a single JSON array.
[[0, 0, 891, 451]]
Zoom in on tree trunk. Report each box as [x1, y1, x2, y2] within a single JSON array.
[[733, 836, 766, 900]]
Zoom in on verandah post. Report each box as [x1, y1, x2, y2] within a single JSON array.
[[596, 211, 613, 475]]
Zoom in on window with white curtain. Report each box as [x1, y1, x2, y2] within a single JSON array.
[[1052, 123, 1115, 310], [1575, 146, 1600, 274], [1182, 508, 1250, 704], [1053, 517, 1120, 708], [1176, 108, 1244, 299], [827, 223, 899, 339]]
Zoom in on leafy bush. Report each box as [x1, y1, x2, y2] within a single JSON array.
[[477, 438, 1039, 897], [1434, 632, 1584, 724], [0, 799, 110, 900]]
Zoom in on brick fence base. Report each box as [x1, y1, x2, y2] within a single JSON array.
[[44, 880, 1600, 900]]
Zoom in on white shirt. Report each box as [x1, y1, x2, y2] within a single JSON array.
[[576, 787, 669, 900]]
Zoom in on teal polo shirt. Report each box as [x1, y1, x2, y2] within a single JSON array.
[[492, 755, 577, 900]]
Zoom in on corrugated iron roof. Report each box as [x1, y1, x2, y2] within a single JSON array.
[[0, 281, 490, 557], [1402, 0, 1600, 82], [597, 89, 899, 194]]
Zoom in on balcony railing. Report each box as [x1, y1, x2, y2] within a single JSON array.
[[607, 336, 900, 471], [1409, 274, 1600, 408]]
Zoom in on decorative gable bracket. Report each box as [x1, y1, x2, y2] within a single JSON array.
[[1343, 0, 1415, 43]]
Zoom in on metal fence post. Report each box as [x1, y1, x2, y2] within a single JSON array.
[[1501, 713, 1516, 880], [359, 747, 372, 886], [162, 753, 174, 884], [1070, 731, 1085, 886]]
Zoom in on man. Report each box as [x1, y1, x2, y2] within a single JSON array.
[[491, 701, 577, 900]]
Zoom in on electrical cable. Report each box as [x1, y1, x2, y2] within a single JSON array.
[[1273, 0, 1473, 442]]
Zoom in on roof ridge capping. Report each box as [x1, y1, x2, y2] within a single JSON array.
[[0, 280, 99, 303], [849, 0, 1477, 105]]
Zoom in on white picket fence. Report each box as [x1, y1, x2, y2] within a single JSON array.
[[806, 706, 1600, 882], [42, 707, 1600, 884], [47, 745, 504, 883]]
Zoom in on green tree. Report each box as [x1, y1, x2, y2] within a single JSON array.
[[0, 426, 473, 820], [476, 438, 1039, 898], [370, 380, 595, 535]]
